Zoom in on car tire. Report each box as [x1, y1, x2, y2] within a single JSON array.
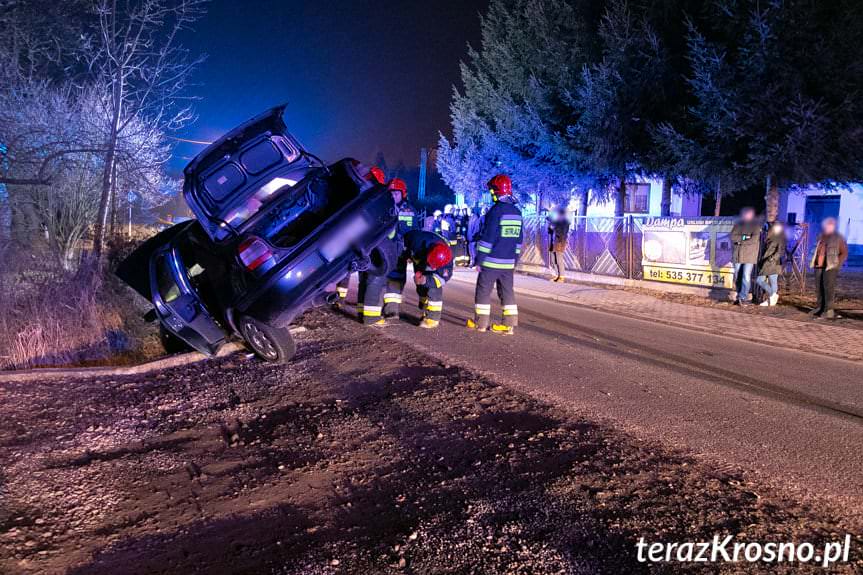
[[159, 324, 191, 355], [365, 241, 397, 277], [238, 315, 296, 363]]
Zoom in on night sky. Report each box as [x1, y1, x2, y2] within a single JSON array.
[[173, 0, 488, 172]]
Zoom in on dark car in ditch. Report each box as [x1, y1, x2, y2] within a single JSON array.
[[116, 106, 398, 363]]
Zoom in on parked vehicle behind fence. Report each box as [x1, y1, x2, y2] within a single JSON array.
[[117, 106, 398, 362]]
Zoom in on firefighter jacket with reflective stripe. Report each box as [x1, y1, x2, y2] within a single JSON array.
[[396, 202, 417, 238], [403, 230, 453, 288], [475, 197, 522, 270]]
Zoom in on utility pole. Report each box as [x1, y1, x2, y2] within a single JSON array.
[[418, 148, 428, 202]]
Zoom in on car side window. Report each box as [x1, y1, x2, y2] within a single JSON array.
[[155, 255, 181, 303]]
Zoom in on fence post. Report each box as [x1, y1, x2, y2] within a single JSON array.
[[627, 215, 634, 279]]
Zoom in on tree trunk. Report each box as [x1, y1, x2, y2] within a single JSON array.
[[660, 176, 672, 217], [576, 191, 588, 219], [765, 175, 780, 223], [614, 176, 626, 217], [713, 180, 722, 217], [92, 78, 123, 265]]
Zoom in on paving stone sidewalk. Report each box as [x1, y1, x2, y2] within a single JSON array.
[[451, 268, 863, 361]]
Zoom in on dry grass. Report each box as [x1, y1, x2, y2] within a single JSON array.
[[0, 243, 159, 371]]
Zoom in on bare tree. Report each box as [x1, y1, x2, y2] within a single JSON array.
[[83, 0, 206, 262]]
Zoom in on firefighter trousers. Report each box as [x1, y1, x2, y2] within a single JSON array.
[[474, 268, 518, 329], [417, 282, 444, 321], [383, 253, 409, 317], [357, 272, 387, 324]]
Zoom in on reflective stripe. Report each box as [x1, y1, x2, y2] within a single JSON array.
[[483, 256, 515, 265], [503, 305, 519, 316], [481, 261, 515, 269], [362, 306, 382, 317], [477, 245, 492, 253], [499, 214, 522, 222], [383, 293, 402, 303], [336, 287, 348, 297], [426, 301, 443, 311], [387, 229, 396, 240], [500, 219, 522, 226], [477, 240, 493, 249], [398, 215, 414, 222], [474, 304, 491, 315], [432, 274, 444, 288], [449, 240, 458, 245]]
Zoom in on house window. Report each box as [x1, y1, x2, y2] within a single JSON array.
[[625, 183, 650, 213]]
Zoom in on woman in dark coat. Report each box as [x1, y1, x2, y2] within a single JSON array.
[[756, 221, 787, 306]]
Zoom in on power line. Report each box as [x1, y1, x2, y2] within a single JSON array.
[[168, 136, 214, 145]]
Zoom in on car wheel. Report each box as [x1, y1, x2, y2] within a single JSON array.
[[159, 324, 191, 355], [238, 315, 296, 363], [365, 241, 397, 277]]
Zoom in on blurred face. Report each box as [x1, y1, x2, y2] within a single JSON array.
[[740, 208, 755, 222], [822, 218, 836, 235], [771, 222, 784, 235]]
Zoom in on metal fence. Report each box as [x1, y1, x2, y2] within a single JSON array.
[[519, 215, 810, 292]]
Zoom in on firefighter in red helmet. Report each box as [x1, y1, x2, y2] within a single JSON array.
[[467, 174, 522, 335], [334, 165, 387, 309], [401, 229, 453, 329]]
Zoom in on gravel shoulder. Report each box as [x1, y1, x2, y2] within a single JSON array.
[[0, 311, 860, 574]]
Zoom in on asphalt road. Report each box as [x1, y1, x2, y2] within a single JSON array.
[[349, 274, 863, 517]]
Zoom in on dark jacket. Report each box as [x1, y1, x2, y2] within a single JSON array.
[[811, 232, 848, 271], [476, 196, 523, 270], [731, 220, 761, 264], [757, 229, 786, 276], [547, 218, 570, 253], [403, 229, 453, 288]]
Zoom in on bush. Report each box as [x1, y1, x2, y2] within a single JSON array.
[[0, 242, 158, 370]]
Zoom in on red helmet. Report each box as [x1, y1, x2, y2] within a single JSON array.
[[388, 178, 408, 201], [487, 174, 512, 196], [366, 166, 386, 185], [426, 242, 453, 270]]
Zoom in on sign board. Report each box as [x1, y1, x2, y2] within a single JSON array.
[[641, 217, 735, 289]]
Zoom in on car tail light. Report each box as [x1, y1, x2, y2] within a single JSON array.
[[238, 236, 273, 271]]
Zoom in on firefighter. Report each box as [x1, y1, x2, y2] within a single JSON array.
[[402, 229, 453, 329], [334, 165, 387, 309], [356, 177, 408, 326], [382, 178, 416, 319], [467, 174, 522, 335]]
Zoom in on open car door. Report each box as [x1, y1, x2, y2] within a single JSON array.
[[150, 243, 228, 356]]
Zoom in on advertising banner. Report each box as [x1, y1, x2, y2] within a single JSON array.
[[641, 217, 735, 289]]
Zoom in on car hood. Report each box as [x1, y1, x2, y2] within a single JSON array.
[[182, 105, 318, 244]]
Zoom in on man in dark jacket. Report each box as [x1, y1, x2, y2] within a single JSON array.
[[810, 217, 848, 319], [467, 174, 522, 335], [546, 206, 570, 282], [756, 221, 786, 306], [730, 207, 761, 305]]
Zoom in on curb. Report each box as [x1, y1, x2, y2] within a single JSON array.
[[0, 326, 312, 383], [0, 343, 246, 384]]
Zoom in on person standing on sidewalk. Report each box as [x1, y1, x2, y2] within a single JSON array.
[[731, 207, 761, 305], [756, 221, 786, 306], [467, 174, 522, 335], [810, 217, 848, 319], [546, 206, 570, 282]]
